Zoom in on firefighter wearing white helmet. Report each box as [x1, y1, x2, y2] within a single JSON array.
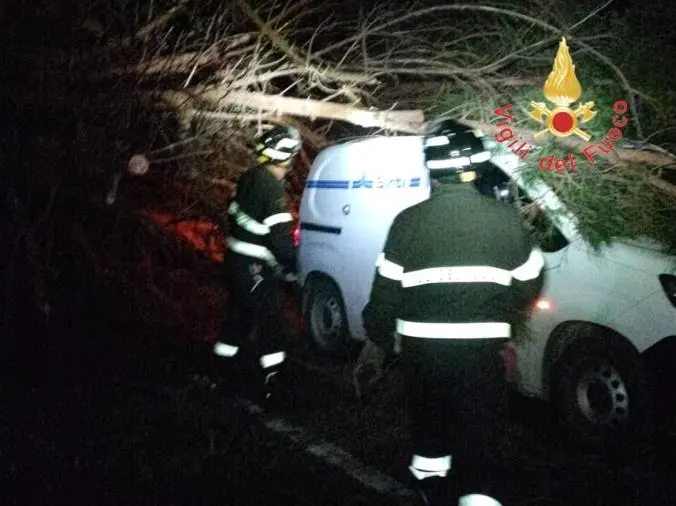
[[361, 118, 545, 505], [213, 125, 302, 403]]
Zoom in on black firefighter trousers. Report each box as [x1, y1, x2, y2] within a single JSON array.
[[403, 335, 510, 499], [217, 252, 291, 383]]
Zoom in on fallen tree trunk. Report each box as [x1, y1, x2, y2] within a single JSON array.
[[157, 88, 676, 197], [161, 90, 425, 133], [205, 91, 425, 132], [165, 88, 675, 169]]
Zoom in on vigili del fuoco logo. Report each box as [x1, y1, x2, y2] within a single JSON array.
[[493, 37, 630, 173]]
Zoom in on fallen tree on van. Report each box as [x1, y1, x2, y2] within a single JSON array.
[[459, 119, 676, 199], [7, 0, 676, 347]]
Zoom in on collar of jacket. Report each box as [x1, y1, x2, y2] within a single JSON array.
[[430, 181, 478, 197]]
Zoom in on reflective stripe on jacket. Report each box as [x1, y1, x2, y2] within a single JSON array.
[[228, 201, 293, 236], [226, 165, 297, 271], [362, 183, 545, 345]]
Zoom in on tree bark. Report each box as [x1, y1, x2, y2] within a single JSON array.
[[162, 90, 425, 133], [206, 91, 425, 132]]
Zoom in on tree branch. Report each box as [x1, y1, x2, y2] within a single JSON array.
[[201, 90, 425, 132], [313, 3, 643, 137], [236, 0, 376, 96], [458, 119, 676, 198], [136, 0, 191, 41]]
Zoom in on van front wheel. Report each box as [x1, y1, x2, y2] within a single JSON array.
[[552, 333, 653, 452], [305, 277, 350, 357]]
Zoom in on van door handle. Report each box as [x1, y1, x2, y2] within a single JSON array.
[[342, 205, 351, 215]]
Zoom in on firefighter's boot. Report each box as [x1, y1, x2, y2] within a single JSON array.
[[413, 477, 453, 506], [457, 494, 503, 506], [410, 455, 454, 506], [258, 351, 288, 407], [212, 342, 252, 396], [263, 369, 282, 402]]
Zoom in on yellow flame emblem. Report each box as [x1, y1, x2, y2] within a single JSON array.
[[528, 37, 597, 141]]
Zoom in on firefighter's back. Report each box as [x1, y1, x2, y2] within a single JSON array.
[[393, 183, 535, 326]]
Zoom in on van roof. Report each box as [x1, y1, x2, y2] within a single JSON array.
[[317, 134, 423, 157], [310, 135, 426, 178]]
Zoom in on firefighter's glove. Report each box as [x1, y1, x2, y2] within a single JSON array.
[[283, 271, 298, 283], [275, 266, 297, 283], [352, 339, 396, 401], [355, 339, 386, 376]]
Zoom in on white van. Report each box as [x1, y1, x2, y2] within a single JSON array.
[[297, 134, 676, 446], [296, 135, 430, 352]]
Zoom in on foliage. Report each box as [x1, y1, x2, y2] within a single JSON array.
[[426, 0, 676, 254]]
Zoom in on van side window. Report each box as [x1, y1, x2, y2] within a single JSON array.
[[475, 163, 568, 252], [474, 162, 510, 198], [512, 187, 569, 253]]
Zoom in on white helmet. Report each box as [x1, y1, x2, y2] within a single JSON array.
[[254, 125, 302, 163], [423, 118, 490, 180]]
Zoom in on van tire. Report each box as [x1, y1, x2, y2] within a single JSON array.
[[551, 332, 653, 454], [304, 276, 350, 358]]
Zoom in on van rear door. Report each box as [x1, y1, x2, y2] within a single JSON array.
[[298, 141, 363, 290], [338, 136, 431, 340]]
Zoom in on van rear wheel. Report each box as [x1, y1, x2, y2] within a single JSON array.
[[305, 277, 350, 357]]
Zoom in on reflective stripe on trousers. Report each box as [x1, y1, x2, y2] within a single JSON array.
[[227, 237, 280, 270], [260, 351, 285, 369], [214, 342, 239, 357], [409, 454, 452, 480], [396, 320, 511, 339], [213, 345, 286, 369], [458, 494, 503, 506]]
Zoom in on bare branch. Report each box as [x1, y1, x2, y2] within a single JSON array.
[[136, 0, 191, 41], [236, 0, 376, 96], [310, 3, 643, 137], [567, 0, 616, 32], [458, 119, 676, 198]]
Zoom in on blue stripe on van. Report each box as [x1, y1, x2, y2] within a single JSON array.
[[304, 180, 351, 189], [300, 222, 342, 234], [351, 178, 373, 189], [305, 178, 422, 189]]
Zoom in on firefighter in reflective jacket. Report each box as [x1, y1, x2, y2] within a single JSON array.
[[213, 125, 301, 401], [361, 119, 545, 506]]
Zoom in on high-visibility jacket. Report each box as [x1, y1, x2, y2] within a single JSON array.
[[362, 183, 544, 348], [226, 165, 297, 273]]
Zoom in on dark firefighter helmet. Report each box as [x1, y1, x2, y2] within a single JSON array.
[[254, 125, 302, 164], [423, 118, 491, 180]]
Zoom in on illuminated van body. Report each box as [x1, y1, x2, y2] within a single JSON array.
[[297, 135, 431, 354], [297, 134, 676, 446]]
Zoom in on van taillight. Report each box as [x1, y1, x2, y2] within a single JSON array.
[[659, 274, 676, 307], [292, 224, 300, 247]]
